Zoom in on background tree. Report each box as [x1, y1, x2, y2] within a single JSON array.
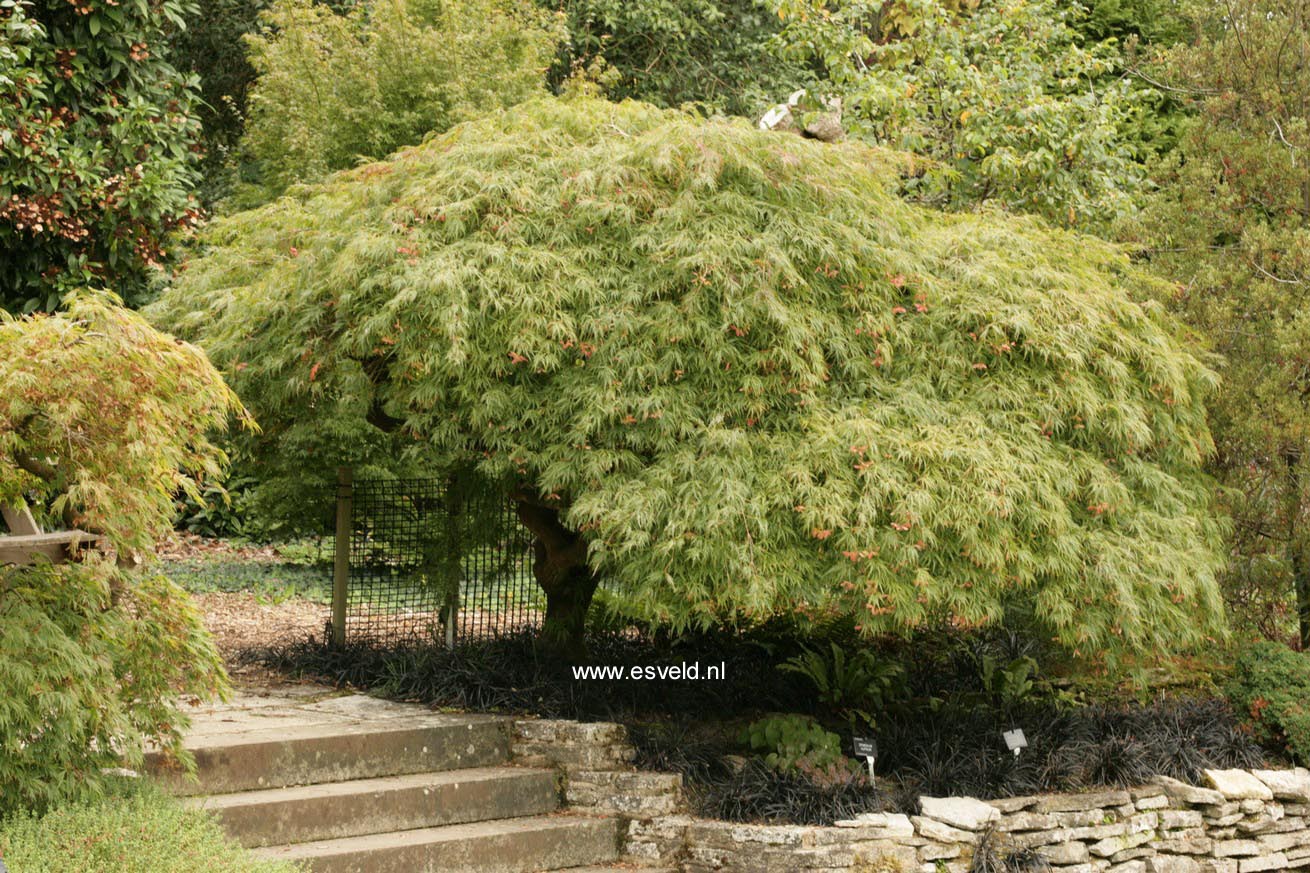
[[169, 0, 269, 206], [1125, 0, 1310, 645], [154, 97, 1225, 660], [773, 0, 1149, 232], [544, 0, 805, 117], [0, 293, 247, 813], [0, 0, 204, 313], [235, 0, 563, 204]]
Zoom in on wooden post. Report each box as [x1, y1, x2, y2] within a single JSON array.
[[1, 504, 41, 536], [0, 502, 100, 567], [331, 467, 352, 647]]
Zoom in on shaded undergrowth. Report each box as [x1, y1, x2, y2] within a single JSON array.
[[242, 628, 1264, 823]]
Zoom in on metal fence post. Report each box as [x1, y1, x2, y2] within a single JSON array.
[[331, 466, 353, 647], [442, 474, 462, 650]]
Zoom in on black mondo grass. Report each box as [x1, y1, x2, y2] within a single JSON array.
[[242, 634, 1268, 824]]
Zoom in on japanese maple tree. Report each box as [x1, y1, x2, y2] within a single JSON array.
[[154, 97, 1225, 659]]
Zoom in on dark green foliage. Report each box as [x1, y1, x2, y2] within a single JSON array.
[[0, 0, 204, 312], [545, 0, 803, 116], [0, 782, 299, 873], [978, 655, 1040, 711], [1226, 641, 1310, 764], [1075, 0, 1190, 44], [779, 642, 905, 730], [169, 0, 269, 205], [176, 469, 266, 539]]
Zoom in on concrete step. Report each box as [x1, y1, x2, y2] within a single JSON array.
[[149, 713, 513, 795], [252, 814, 622, 873], [194, 767, 560, 848]]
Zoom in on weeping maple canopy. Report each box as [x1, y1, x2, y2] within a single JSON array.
[[154, 97, 1225, 658]]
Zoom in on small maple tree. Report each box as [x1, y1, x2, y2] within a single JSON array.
[[155, 97, 1225, 659]]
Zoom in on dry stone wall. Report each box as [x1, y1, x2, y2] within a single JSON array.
[[511, 718, 1310, 873], [625, 768, 1310, 872], [511, 718, 683, 817]]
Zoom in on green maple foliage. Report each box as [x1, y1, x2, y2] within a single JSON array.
[[154, 97, 1225, 659], [0, 294, 247, 813], [1125, 0, 1310, 644], [0, 0, 204, 313]]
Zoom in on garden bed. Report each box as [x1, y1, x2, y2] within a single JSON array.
[[239, 627, 1272, 826]]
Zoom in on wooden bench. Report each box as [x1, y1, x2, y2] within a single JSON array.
[[0, 503, 99, 566]]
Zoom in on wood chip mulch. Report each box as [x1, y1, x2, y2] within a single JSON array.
[[193, 591, 330, 685], [159, 531, 289, 564]]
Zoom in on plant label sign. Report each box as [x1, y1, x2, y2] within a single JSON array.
[[1003, 728, 1028, 756], [852, 736, 877, 782]]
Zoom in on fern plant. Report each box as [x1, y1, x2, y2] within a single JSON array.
[[779, 643, 905, 731], [979, 655, 1039, 710]]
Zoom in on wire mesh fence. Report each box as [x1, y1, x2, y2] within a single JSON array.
[[333, 473, 542, 645]]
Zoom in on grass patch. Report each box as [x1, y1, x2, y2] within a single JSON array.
[[163, 559, 332, 605], [0, 782, 301, 873]]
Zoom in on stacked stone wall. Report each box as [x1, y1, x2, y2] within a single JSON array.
[[514, 718, 1310, 872], [511, 718, 682, 817]]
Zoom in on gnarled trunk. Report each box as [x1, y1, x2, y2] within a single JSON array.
[[513, 496, 597, 660]]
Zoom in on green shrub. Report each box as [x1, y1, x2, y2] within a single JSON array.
[[238, 0, 564, 201], [0, 0, 204, 312], [154, 97, 1229, 664], [978, 654, 1040, 710], [1226, 641, 1310, 764], [741, 714, 847, 773], [0, 564, 227, 816], [0, 297, 242, 815], [177, 471, 267, 540], [0, 783, 301, 873]]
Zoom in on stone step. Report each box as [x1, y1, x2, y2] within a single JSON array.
[[193, 767, 561, 848], [149, 713, 512, 795], [252, 814, 622, 873], [545, 867, 679, 872]]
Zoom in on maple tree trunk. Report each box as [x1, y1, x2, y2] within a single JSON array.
[[513, 497, 598, 660]]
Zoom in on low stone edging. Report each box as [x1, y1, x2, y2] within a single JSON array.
[[511, 718, 1310, 873]]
